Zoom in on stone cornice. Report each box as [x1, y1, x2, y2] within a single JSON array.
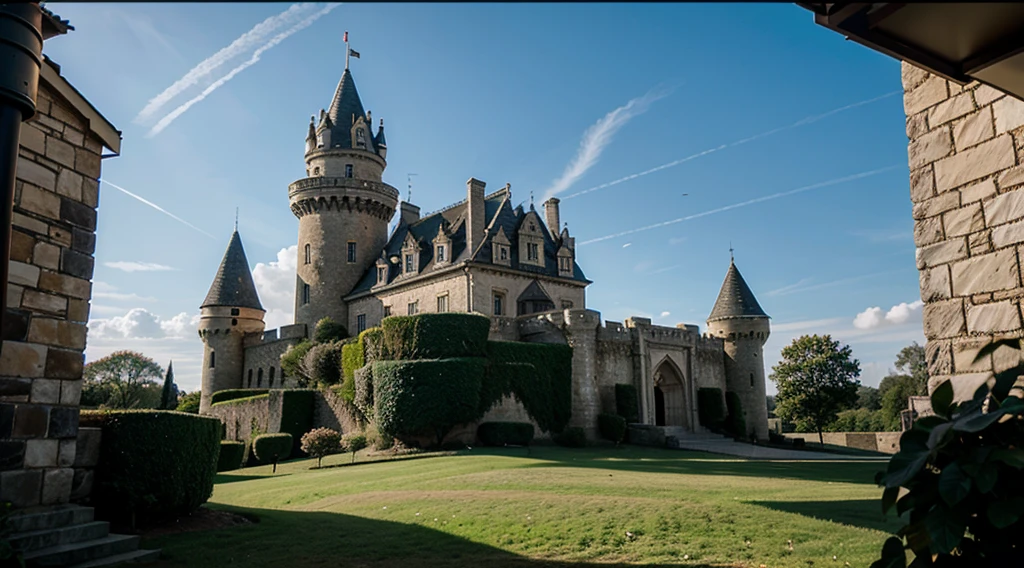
[[289, 177, 399, 221]]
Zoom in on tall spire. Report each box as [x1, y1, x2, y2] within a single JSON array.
[[707, 260, 768, 322], [202, 230, 264, 311]]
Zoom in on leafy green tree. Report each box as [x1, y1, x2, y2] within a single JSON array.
[[281, 340, 314, 387], [770, 334, 861, 445], [80, 376, 111, 408], [314, 317, 348, 343], [83, 351, 164, 409], [877, 342, 930, 430], [176, 391, 201, 414], [895, 341, 928, 390], [857, 385, 882, 411], [159, 361, 178, 410]]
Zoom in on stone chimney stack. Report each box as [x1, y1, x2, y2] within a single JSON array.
[[544, 197, 560, 239], [399, 201, 420, 225], [467, 178, 486, 255]]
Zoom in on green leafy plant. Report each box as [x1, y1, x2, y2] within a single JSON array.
[[477, 422, 535, 446], [279, 390, 316, 455], [873, 338, 1024, 567], [598, 413, 627, 444], [300, 427, 343, 468], [342, 432, 368, 462], [176, 390, 201, 414], [615, 384, 639, 423], [252, 433, 293, 464], [217, 441, 246, 472], [314, 317, 348, 343], [281, 340, 314, 386], [379, 313, 491, 360], [304, 341, 344, 387], [210, 389, 269, 405], [554, 427, 587, 448]]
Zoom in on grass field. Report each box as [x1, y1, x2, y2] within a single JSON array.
[[144, 446, 897, 567]]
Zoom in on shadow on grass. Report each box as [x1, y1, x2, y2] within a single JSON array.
[[746, 499, 899, 533], [494, 445, 889, 486], [144, 505, 733, 568], [213, 474, 283, 485]]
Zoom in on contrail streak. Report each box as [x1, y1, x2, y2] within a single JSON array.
[[147, 3, 340, 137], [135, 3, 325, 124], [578, 164, 903, 246], [99, 179, 216, 239], [563, 90, 901, 201]]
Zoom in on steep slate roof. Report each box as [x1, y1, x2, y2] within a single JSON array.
[[348, 188, 589, 296], [202, 231, 264, 310], [707, 261, 768, 321], [324, 69, 378, 154]]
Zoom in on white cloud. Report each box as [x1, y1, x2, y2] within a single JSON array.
[[88, 308, 199, 339], [668, 236, 687, 246], [622, 243, 632, 248], [104, 261, 176, 272], [853, 300, 924, 330], [252, 245, 297, 331], [660, 311, 671, 318], [543, 88, 669, 200], [91, 282, 156, 303]]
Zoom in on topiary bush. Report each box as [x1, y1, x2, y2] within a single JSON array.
[[217, 441, 245, 472], [477, 422, 535, 446], [379, 313, 490, 360], [615, 384, 639, 424], [304, 341, 344, 387], [725, 392, 746, 438], [252, 433, 293, 464], [279, 389, 316, 456], [210, 389, 270, 405], [373, 358, 485, 447], [554, 427, 587, 448], [314, 317, 348, 343], [353, 365, 374, 419], [80, 410, 221, 523], [697, 388, 726, 430], [211, 393, 268, 408], [483, 341, 573, 434], [342, 432, 368, 463], [598, 413, 627, 444], [300, 427, 343, 468]]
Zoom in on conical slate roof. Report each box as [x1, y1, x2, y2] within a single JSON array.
[[707, 261, 768, 322], [326, 68, 368, 150], [201, 231, 264, 311]]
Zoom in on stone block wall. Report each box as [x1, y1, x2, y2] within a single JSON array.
[[1, 76, 107, 508], [903, 62, 1024, 398]]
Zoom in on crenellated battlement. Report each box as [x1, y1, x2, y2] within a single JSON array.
[[243, 323, 307, 348]]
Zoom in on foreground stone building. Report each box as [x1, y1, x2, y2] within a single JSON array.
[[198, 60, 773, 439]]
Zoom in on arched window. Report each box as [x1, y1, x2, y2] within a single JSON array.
[[304, 244, 311, 264], [209, 351, 215, 368], [257, 368, 263, 387], [314, 166, 321, 176], [750, 373, 755, 387], [269, 367, 276, 388], [345, 164, 353, 178]]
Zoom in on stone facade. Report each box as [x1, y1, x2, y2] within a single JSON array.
[[902, 62, 1024, 399], [1, 57, 120, 508]]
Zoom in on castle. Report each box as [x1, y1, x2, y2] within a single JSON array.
[[196, 58, 773, 440]]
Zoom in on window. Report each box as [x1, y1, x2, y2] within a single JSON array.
[[257, 368, 263, 387], [750, 373, 755, 387], [231, 318, 238, 326], [559, 257, 571, 272], [436, 245, 446, 262], [405, 254, 414, 273], [357, 314, 367, 333], [209, 351, 215, 368], [500, 246, 508, 261], [377, 267, 387, 283], [527, 242, 539, 261], [269, 367, 276, 388], [314, 166, 321, 176], [437, 294, 449, 313], [316, 134, 324, 148], [356, 128, 366, 148], [302, 283, 310, 304], [383, 305, 391, 317], [493, 292, 505, 316], [347, 242, 357, 263], [304, 244, 311, 264], [247, 375, 252, 388], [561, 300, 574, 309], [407, 301, 418, 315], [345, 164, 353, 178], [231, 308, 240, 316]]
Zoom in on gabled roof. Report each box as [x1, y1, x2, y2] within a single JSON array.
[[518, 280, 553, 303], [707, 261, 768, 322], [202, 231, 264, 311]]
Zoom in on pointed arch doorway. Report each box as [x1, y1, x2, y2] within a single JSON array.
[[652, 357, 689, 429]]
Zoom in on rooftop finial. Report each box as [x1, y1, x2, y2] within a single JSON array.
[[729, 242, 734, 263], [234, 207, 239, 232]]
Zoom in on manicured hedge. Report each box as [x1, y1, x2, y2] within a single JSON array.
[[477, 422, 535, 446], [314, 317, 348, 343], [279, 390, 317, 455], [353, 365, 374, 419], [598, 413, 627, 444], [373, 358, 486, 446], [211, 393, 268, 408], [725, 391, 746, 438], [217, 441, 245, 472], [252, 433, 293, 463], [211, 389, 269, 405], [80, 410, 221, 522], [614, 384, 639, 423], [697, 388, 726, 429], [379, 313, 490, 360], [554, 427, 587, 448], [483, 341, 573, 434]]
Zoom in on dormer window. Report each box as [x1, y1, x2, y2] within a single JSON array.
[[527, 243, 539, 261], [559, 257, 571, 272], [317, 134, 324, 148], [356, 128, 366, 149], [405, 254, 414, 274], [345, 164, 353, 178], [436, 245, 446, 263], [500, 247, 508, 261], [377, 266, 387, 283]]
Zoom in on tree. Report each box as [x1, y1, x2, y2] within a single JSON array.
[[176, 391, 201, 414], [300, 427, 343, 468], [281, 340, 314, 387], [894, 341, 928, 391], [877, 343, 930, 430], [857, 385, 882, 411], [159, 361, 178, 410], [83, 351, 164, 409], [770, 335, 861, 445]]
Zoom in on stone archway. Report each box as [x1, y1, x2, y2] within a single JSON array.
[[652, 357, 688, 429]]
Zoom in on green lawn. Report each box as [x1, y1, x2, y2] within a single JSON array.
[[144, 446, 897, 567]]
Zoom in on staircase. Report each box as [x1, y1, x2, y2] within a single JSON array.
[[662, 427, 738, 453], [8, 505, 160, 567]]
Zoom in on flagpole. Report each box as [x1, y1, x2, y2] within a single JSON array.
[[345, 30, 350, 70]]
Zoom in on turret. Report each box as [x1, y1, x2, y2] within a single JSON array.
[[290, 65, 399, 333], [705, 258, 770, 440], [198, 230, 265, 414]]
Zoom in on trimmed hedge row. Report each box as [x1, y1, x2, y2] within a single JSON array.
[[252, 433, 292, 463], [697, 388, 726, 429], [279, 389, 316, 455], [379, 313, 490, 360], [210, 393, 268, 408], [483, 341, 573, 434], [211, 389, 269, 405], [80, 410, 220, 522], [614, 384, 639, 423], [598, 413, 627, 444], [554, 427, 587, 448], [217, 441, 245, 472], [353, 365, 374, 419], [477, 422, 534, 446], [341, 327, 382, 402]]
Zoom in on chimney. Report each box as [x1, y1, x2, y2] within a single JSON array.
[[467, 178, 486, 255], [543, 197, 560, 239], [400, 201, 420, 225]]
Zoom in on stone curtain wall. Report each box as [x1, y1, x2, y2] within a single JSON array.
[[903, 62, 1024, 398], [0, 79, 105, 508], [785, 432, 902, 455]]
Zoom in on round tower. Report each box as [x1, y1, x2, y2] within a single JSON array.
[[705, 258, 771, 440], [289, 64, 398, 334], [198, 230, 265, 414]]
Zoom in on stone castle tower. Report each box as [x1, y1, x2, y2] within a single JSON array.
[[706, 259, 771, 440], [289, 64, 400, 332], [198, 230, 266, 413]]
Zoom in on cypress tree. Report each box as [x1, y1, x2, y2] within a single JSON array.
[[160, 361, 177, 410]]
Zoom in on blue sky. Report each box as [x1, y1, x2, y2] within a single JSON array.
[[42, 2, 924, 393]]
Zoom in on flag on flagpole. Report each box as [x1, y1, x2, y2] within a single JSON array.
[[349, 48, 360, 59], [343, 31, 348, 43]]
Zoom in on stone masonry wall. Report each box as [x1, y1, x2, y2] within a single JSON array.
[[903, 62, 1024, 398], [0, 78, 107, 508]]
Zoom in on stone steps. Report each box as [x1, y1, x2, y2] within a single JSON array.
[[9, 505, 95, 534], [10, 521, 110, 553], [68, 549, 163, 567], [23, 534, 141, 566], [8, 504, 160, 567]]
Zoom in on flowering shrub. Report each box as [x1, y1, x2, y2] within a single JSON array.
[[300, 427, 343, 468]]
